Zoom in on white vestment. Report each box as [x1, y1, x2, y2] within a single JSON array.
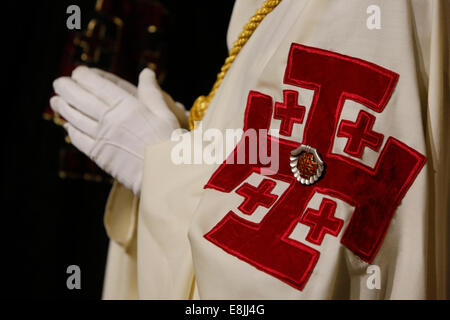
[[102, 0, 449, 299]]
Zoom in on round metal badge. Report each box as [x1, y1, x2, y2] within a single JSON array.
[[290, 145, 324, 185]]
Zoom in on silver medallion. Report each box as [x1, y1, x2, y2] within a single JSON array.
[[290, 144, 324, 185]]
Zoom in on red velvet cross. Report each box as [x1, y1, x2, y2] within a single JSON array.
[[337, 110, 384, 158], [236, 179, 277, 215], [299, 198, 343, 245], [274, 90, 305, 136], [204, 44, 425, 291]]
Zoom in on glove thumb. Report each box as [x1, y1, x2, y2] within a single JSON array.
[[137, 68, 178, 126]]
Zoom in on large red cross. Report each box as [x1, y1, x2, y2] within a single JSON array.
[[204, 44, 426, 291], [236, 179, 278, 215], [299, 198, 343, 245], [337, 110, 384, 158], [274, 90, 305, 136]]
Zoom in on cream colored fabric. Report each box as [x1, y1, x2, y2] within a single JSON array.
[[104, 0, 449, 299], [102, 181, 139, 299], [102, 234, 138, 300]]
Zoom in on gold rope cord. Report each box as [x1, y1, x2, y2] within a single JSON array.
[[188, 0, 282, 130]]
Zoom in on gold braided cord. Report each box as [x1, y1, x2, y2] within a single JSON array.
[[188, 0, 282, 130]]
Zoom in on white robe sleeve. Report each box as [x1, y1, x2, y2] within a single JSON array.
[[108, 0, 450, 299]]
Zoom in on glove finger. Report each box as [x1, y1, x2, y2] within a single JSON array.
[[162, 93, 188, 128], [53, 77, 109, 121], [72, 66, 128, 107], [137, 68, 178, 122], [50, 96, 97, 138], [91, 68, 137, 96], [64, 122, 95, 156]]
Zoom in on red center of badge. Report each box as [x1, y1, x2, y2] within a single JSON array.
[[298, 153, 318, 179]]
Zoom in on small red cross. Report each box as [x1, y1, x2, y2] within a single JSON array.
[[299, 198, 343, 245], [274, 90, 306, 137], [337, 110, 384, 158], [236, 179, 278, 215]]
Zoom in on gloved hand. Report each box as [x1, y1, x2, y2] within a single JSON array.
[[51, 66, 183, 195]]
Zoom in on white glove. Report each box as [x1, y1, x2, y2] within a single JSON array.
[[51, 66, 182, 195]]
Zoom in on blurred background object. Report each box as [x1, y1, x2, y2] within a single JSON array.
[[5, 0, 234, 299], [45, 0, 172, 183]]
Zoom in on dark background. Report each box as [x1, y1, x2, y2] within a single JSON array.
[[4, 0, 235, 299]]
